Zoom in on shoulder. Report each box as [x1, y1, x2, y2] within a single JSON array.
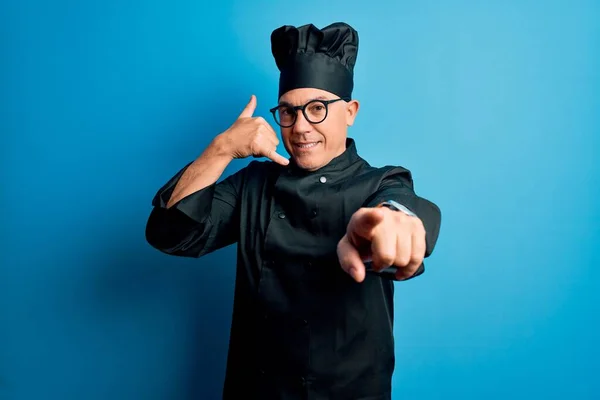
[[224, 159, 283, 177], [355, 158, 415, 190], [245, 159, 286, 175], [229, 159, 286, 187]]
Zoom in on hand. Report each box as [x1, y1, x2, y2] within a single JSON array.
[[337, 207, 426, 282], [219, 95, 289, 166]]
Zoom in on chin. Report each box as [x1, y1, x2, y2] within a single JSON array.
[[294, 156, 324, 171]]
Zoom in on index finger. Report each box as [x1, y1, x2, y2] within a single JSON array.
[[337, 235, 366, 282], [348, 208, 385, 242]]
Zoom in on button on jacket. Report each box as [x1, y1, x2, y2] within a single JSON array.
[[145, 138, 442, 400]]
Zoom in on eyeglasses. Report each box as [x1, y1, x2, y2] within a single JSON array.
[[269, 98, 348, 128]]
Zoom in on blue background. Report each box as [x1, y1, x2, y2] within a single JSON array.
[[2, 0, 599, 399]]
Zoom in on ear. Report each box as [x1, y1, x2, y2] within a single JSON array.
[[345, 99, 360, 126]]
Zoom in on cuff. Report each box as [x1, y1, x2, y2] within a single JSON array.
[[151, 162, 214, 224], [378, 200, 418, 218]]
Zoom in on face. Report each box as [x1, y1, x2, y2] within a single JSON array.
[[276, 88, 360, 171]]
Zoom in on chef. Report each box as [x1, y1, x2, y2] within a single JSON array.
[[146, 21, 442, 400]]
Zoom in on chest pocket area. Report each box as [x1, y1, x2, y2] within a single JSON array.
[[316, 174, 383, 236]]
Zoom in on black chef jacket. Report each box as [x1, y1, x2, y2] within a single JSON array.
[[145, 138, 441, 400]]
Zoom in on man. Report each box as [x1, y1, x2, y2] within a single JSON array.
[[146, 22, 441, 400]]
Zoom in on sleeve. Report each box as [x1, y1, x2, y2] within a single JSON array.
[[145, 162, 246, 258], [363, 166, 442, 280]]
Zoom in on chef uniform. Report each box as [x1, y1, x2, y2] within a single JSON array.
[[146, 22, 442, 400]]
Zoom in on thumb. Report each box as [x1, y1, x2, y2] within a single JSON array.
[[238, 95, 257, 119], [349, 207, 385, 240]]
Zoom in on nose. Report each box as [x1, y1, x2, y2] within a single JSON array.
[[293, 110, 312, 133]]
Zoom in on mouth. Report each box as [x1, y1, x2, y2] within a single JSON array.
[[293, 141, 321, 150]]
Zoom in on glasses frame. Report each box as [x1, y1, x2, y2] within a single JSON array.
[[269, 98, 349, 128]]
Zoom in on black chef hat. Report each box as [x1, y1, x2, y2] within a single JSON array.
[[271, 22, 359, 100]]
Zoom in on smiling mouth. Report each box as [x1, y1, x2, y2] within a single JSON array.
[[294, 142, 320, 149]]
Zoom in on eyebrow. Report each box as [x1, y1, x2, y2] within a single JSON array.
[[278, 96, 329, 106]]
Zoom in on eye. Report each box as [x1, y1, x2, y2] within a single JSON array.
[[309, 103, 325, 112], [279, 107, 294, 115]]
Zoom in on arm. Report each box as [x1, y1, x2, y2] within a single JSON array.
[[145, 95, 288, 258], [145, 136, 243, 258], [337, 166, 442, 282], [363, 166, 442, 260], [166, 136, 234, 209]]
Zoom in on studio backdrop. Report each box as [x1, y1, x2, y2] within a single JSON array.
[[1, 1, 598, 399]]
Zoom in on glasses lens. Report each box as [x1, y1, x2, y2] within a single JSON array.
[[275, 106, 295, 127], [305, 101, 327, 123]]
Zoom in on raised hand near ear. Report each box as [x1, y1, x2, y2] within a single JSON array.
[[219, 95, 289, 166]]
